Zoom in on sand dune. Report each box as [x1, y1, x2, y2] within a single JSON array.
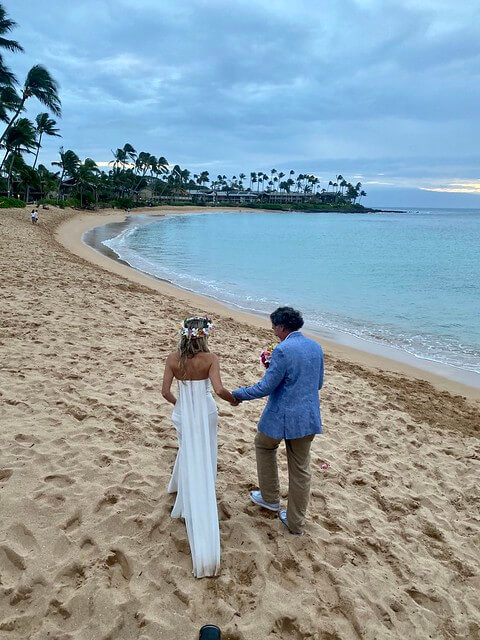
[[0, 206, 479, 640]]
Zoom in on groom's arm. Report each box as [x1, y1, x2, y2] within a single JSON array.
[[233, 349, 286, 402]]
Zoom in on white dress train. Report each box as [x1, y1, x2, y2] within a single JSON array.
[[168, 379, 220, 578]]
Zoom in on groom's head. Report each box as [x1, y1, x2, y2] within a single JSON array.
[[270, 306, 304, 341]]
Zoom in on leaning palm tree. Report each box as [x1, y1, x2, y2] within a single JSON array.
[[0, 117, 37, 194], [0, 85, 20, 123], [36, 163, 59, 200], [0, 65, 61, 145], [32, 112, 60, 170], [0, 5, 23, 54], [133, 151, 151, 191], [109, 143, 136, 171], [76, 157, 100, 207], [0, 116, 36, 169], [51, 146, 80, 201], [0, 4, 23, 94], [24, 112, 61, 202]]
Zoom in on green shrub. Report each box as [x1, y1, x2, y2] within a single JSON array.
[[59, 197, 80, 208], [111, 197, 135, 209], [0, 196, 26, 208], [38, 198, 64, 209]]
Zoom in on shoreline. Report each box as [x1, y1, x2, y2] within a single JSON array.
[[57, 206, 480, 400]]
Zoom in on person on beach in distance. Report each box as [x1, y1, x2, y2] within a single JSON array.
[[232, 307, 324, 536], [31, 208, 38, 224], [162, 317, 237, 577]]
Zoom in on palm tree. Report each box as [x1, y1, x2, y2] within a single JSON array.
[[31, 112, 60, 170], [0, 5, 23, 98], [0, 85, 20, 123], [76, 158, 100, 207], [257, 172, 264, 192], [0, 117, 37, 194], [109, 143, 136, 170], [0, 6, 23, 54], [9, 154, 39, 199], [0, 65, 61, 145], [199, 170, 209, 188], [133, 151, 152, 192], [36, 163, 58, 200], [51, 146, 80, 201]]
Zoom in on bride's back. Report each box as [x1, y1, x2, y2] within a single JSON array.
[[170, 351, 214, 381]]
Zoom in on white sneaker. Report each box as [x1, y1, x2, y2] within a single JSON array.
[[250, 490, 280, 511]]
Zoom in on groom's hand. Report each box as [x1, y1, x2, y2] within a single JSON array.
[[230, 397, 240, 406]]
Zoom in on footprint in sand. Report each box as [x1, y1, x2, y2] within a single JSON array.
[[94, 492, 119, 512], [0, 545, 26, 581], [14, 433, 39, 446], [105, 548, 133, 584], [47, 598, 71, 620], [272, 616, 310, 640], [0, 468, 13, 481], [6, 524, 38, 551], [57, 562, 86, 589], [63, 511, 82, 532], [44, 474, 75, 487], [405, 588, 448, 615], [9, 585, 33, 606]]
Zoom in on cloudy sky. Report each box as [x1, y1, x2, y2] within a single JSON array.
[[5, 0, 480, 207]]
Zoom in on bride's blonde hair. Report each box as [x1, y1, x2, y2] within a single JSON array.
[[178, 317, 211, 376]]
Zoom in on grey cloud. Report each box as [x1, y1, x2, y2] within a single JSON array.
[[5, 0, 480, 206]]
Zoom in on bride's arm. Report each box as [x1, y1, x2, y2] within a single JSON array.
[[161, 353, 177, 405], [209, 354, 238, 405]]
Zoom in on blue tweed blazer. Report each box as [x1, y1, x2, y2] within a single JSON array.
[[232, 332, 324, 439]]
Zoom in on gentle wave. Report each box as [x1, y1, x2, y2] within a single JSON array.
[[103, 242, 480, 375], [102, 209, 480, 376]]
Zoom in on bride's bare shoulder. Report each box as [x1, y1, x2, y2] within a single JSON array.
[[196, 351, 216, 362]]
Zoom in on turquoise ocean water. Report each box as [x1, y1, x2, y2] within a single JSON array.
[[98, 208, 480, 382]]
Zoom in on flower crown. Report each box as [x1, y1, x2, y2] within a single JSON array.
[[179, 317, 215, 339]]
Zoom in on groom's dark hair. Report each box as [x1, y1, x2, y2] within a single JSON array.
[[270, 306, 304, 331]]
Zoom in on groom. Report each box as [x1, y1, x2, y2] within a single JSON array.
[[232, 307, 324, 536]]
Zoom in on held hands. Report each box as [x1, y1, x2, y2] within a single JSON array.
[[229, 397, 240, 407]]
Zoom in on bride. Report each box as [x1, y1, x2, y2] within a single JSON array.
[[161, 316, 237, 578]]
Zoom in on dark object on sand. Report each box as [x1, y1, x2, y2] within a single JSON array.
[[199, 624, 221, 639]]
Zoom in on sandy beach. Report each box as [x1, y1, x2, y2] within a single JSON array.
[[1, 205, 479, 640]]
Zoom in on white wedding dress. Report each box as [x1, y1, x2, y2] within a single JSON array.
[[168, 379, 220, 578]]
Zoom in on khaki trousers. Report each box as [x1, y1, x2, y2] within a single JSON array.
[[254, 431, 314, 534]]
